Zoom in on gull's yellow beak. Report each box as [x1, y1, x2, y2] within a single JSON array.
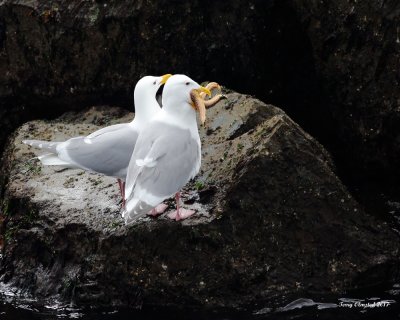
[[190, 88, 207, 125], [195, 86, 211, 97], [160, 74, 172, 85]]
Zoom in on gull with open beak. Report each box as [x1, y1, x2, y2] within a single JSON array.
[[23, 74, 172, 207], [123, 74, 210, 223]]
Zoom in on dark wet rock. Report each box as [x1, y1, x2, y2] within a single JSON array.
[[292, 0, 400, 184], [0, 92, 399, 309]]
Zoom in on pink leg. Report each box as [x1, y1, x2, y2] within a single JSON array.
[[147, 203, 168, 217], [117, 179, 123, 197], [117, 179, 126, 209], [122, 181, 126, 209], [167, 192, 195, 221]]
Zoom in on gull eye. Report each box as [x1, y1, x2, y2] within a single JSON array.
[[185, 82, 190, 86], [153, 81, 156, 85]]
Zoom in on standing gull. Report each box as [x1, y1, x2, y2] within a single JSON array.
[[123, 74, 211, 224], [23, 74, 172, 205]]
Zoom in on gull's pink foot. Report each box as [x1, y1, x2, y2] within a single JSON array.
[[167, 208, 196, 221], [147, 203, 168, 217], [167, 192, 196, 221]]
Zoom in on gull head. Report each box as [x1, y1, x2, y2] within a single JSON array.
[[134, 74, 172, 102], [162, 74, 211, 125]]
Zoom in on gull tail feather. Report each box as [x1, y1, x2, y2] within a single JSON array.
[[122, 198, 154, 225], [23, 139, 59, 152], [38, 153, 78, 168]]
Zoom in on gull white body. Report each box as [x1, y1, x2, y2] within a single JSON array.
[[123, 74, 206, 224]]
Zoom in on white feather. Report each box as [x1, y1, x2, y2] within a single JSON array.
[[136, 157, 157, 167], [83, 138, 93, 144], [38, 154, 78, 168]]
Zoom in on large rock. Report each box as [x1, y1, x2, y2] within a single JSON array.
[[293, 0, 400, 183], [0, 91, 398, 309]]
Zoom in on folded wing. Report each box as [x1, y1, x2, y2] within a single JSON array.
[[123, 122, 200, 222]]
